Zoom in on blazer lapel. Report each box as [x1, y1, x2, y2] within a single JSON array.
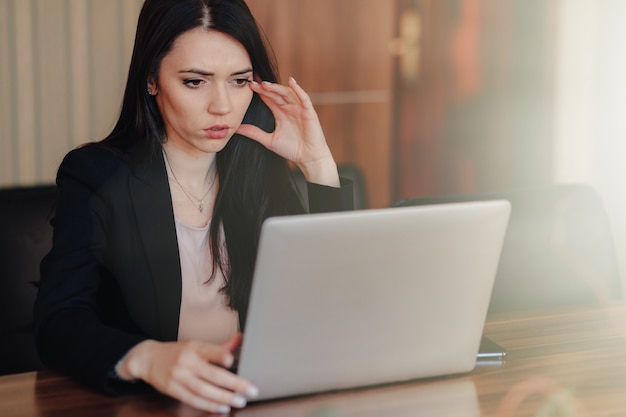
[[127, 142, 181, 341]]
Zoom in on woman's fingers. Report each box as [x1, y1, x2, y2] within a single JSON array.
[[195, 354, 245, 391], [242, 77, 339, 186], [168, 379, 233, 414], [126, 340, 258, 412], [250, 80, 300, 109], [236, 123, 273, 148], [181, 367, 248, 410], [177, 344, 257, 411], [288, 77, 314, 110], [195, 341, 234, 368], [222, 333, 243, 353], [195, 342, 258, 396]]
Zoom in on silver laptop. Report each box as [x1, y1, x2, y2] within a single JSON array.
[[237, 200, 510, 401]]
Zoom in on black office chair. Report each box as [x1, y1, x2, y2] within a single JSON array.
[[0, 185, 57, 375], [292, 163, 369, 210], [394, 183, 622, 315]]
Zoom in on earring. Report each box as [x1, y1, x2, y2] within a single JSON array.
[[147, 88, 152, 95]]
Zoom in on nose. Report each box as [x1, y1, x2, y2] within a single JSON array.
[[208, 84, 232, 115]]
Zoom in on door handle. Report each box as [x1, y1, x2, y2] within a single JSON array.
[[389, 9, 422, 85]]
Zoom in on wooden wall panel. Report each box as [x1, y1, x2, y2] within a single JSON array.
[[14, 0, 37, 184], [247, 0, 396, 208], [0, 0, 14, 183], [0, 0, 144, 187], [67, 0, 91, 151], [90, 1, 125, 141], [36, 0, 71, 181]]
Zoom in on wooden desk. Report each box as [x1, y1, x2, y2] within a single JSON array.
[[3, 304, 626, 416]]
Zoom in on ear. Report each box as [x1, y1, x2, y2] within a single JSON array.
[[147, 77, 158, 96]]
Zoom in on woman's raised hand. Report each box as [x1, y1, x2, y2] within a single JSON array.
[[117, 335, 258, 414], [236, 77, 340, 187]]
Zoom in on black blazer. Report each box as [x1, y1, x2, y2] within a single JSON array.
[[34, 140, 353, 394]]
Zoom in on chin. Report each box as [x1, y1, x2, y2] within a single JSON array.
[[198, 138, 231, 154]]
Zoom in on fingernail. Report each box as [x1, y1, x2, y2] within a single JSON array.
[[262, 81, 271, 85], [217, 405, 231, 414], [231, 395, 247, 408], [251, 80, 260, 85], [223, 354, 234, 369], [246, 385, 259, 398], [290, 76, 297, 84]]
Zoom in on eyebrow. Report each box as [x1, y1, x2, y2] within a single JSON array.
[[178, 68, 253, 76]]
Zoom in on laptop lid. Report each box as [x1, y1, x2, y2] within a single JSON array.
[[237, 200, 510, 401]]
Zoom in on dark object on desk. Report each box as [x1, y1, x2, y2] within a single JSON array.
[[0, 185, 57, 375], [393, 183, 622, 315]]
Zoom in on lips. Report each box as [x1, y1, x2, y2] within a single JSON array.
[[204, 125, 230, 140]]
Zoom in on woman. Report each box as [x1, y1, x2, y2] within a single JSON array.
[[34, 0, 352, 413]]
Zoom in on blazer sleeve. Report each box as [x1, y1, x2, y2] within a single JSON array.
[[34, 147, 150, 395], [306, 177, 354, 213]]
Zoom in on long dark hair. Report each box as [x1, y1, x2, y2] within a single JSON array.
[[102, 0, 304, 323]]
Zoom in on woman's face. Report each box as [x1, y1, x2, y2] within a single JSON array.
[[151, 28, 254, 155]]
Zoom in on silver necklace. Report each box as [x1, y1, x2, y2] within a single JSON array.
[[163, 150, 217, 213]]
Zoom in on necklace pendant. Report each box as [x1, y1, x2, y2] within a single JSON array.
[[198, 200, 204, 213]]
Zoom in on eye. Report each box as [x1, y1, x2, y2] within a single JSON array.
[[233, 78, 251, 88], [183, 79, 204, 88]]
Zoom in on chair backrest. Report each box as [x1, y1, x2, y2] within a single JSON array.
[[393, 183, 622, 315], [292, 164, 369, 210], [0, 185, 57, 375]]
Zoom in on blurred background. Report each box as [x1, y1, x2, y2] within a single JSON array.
[[1, 0, 626, 288]]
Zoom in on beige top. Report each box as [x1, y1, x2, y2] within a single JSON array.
[[174, 218, 239, 344]]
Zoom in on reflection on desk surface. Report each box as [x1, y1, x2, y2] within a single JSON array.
[[235, 379, 479, 417], [5, 305, 626, 416]]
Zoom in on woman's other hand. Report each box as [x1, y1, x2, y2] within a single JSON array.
[[237, 77, 340, 187], [116, 334, 258, 413]]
